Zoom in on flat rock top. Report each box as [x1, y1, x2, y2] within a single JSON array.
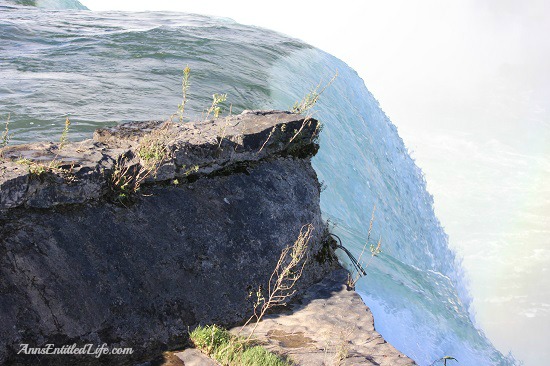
[[0, 110, 318, 211], [235, 269, 416, 366], [156, 271, 415, 366]]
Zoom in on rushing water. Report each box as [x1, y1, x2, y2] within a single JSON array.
[[0, 2, 518, 365]]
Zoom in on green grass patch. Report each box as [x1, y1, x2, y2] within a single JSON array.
[[189, 325, 291, 366]]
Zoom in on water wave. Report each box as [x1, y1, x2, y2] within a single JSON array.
[[0, 5, 517, 365]]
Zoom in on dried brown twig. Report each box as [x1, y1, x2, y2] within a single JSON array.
[[240, 224, 314, 341]]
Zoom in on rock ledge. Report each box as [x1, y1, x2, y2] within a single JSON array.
[[0, 111, 318, 210]]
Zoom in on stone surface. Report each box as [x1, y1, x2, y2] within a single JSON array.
[[0, 111, 334, 365], [174, 349, 218, 366], [0, 110, 319, 211], [234, 269, 416, 366]]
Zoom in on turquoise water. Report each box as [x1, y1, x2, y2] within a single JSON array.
[[0, 2, 518, 365]]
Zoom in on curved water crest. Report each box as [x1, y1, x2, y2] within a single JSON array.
[[6, 0, 88, 10], [0, 4, 518, 365]]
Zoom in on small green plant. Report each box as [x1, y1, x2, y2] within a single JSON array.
[[177, 65, 191, 122], [16, 158, 47, 177], [59, 116, 71, 149], [1, 113, 11, 148], [169, 66, 230, 124], [205, 93, 227, 120], [14, 157, 75, 179], [190, 325, 290, 366], [183, 164, 199, 176], [240, 224, 313, 341], [138, 138, 167, 163]]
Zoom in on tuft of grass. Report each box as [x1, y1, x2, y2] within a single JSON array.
[[14, 157, 77, 182], [190, 324, 233, 355], [190, 325, 290, 366], [240, 345, 290, 366], [108, 156, 149, 205], [59, 116, 71, 149]]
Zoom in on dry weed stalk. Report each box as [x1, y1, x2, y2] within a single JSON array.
[[59, 116, 71, 149], [321, 327, 355, 366], [333, 336, 350, 366], [1, 113, 11, 148], [347, 205, 382, 289], [137, 122, 173, 174], [178, 65, 191, 122], [258, 125, 277, 154], [289, 71, 338, 146], [291, 71, 338, 115], [240, 224, 314, 341], [109, 156, 150, 205], [217, 117, 232, 151]]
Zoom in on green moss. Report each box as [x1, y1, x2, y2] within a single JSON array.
[[190, 325, 291, 366], [240, 346, 290, 366]]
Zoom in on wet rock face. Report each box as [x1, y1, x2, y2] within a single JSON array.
[[0, 111, 331, 365]]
